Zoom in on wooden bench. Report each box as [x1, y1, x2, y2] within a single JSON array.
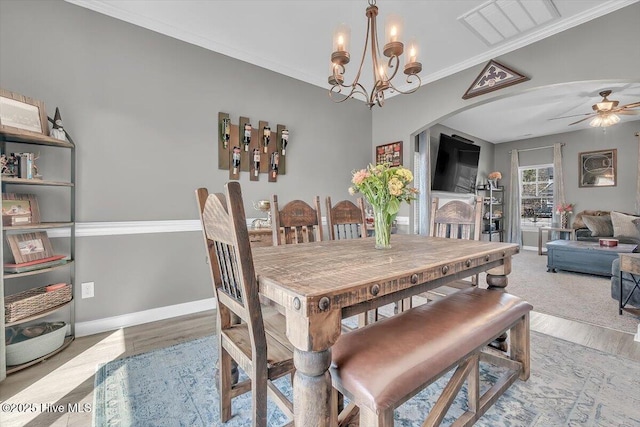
[[330, 287, 532, 427]]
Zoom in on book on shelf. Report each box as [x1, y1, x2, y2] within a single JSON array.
[[4, 255, 68, 273]]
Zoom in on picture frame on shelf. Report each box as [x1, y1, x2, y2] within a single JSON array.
[[579, 149, 617, 188], [6, 231, 54, 264], [2, 193, 41, 226], [375, 141, 402, 166], [0, 88, 49, 137]]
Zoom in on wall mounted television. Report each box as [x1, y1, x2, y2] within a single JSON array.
[[432, 133, 480, 194]]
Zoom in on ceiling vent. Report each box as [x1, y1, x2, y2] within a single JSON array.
[[458, 0, 560, 46]]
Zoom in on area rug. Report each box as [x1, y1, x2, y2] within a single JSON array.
[[93, 333, 640, 427], [477, 249, 640, 334]]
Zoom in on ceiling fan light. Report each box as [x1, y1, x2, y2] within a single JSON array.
[[590, 113, 620, 127]]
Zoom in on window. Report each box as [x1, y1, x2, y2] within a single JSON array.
[[520, 164, 554, 227]]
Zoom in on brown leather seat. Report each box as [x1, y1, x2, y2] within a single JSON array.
[[331, 287, 532, 423]]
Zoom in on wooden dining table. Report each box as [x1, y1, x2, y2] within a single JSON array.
[[251, 234, 519, 426]]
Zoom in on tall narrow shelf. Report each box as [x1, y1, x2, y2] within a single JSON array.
[[1, 128, 76, 379], [477, 184, 504, 242]]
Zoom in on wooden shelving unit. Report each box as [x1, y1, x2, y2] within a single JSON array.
[[1, 126, 76, 378], [477, 184, 504, 242]]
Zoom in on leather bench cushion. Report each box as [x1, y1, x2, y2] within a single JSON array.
[[331, 287, 532, 413]]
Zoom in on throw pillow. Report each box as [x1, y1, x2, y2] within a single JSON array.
[[582, 215, 614, 237], [572, 210, 610, 229], [610, 211, 640, 239]]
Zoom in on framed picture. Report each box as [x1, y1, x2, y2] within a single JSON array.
[[6, 231, 54, 264], [579, 149, 617, 187], [0, 88, 49, 136], [2, 193, 41, 226], [376, 141, 402, 166]]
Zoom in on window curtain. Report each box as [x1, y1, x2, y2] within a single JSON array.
[[636, 132, 640, 215], [552, 143, 565, 225], [506, 150, 522, 246]]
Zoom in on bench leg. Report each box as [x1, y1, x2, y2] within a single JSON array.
[[359, 405, 393, 427], [510, 313, 531, 380], [423, 354, 478, 427]]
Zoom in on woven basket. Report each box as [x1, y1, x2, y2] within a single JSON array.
[[5, 284, 72, 323]]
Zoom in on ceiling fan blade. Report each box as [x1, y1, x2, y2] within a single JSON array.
[[617, 109, 640, 115], [548, 112, 594, 121], [568, 116, 593, 126], [619, 101, 640, 109]]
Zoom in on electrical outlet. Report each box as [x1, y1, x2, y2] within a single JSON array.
[[81, 281, 95, 299]]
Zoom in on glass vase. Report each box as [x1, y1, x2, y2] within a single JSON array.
[[560, 212, 568, 229], [373, 205, 392, 249]]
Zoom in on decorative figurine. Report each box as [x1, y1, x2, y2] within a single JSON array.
[[1, 154, 11, 176], [1, 154, 18, 176], [270, 151, 279, 178], [32, 153, 43, 179], [262, 126, 270, 153], [232, 146, 241, 174], [281, 129, 289, 156], [243, 123, 252, 151], [50, 108, 66, 141], [253, 148, 260, 177], [221, 117, 230, 149]]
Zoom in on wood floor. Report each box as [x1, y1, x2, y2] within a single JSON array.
[[1, 309, 638, 427]]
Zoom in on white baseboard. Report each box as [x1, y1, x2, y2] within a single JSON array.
[[75, 298, 216, 337], [521, 245, 538, 252]]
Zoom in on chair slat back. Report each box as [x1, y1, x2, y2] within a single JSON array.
[[430, 197, 483, 241], [271, 195, 323, 245], [196, 184, 266, 345], [326, 197, 368, 240]]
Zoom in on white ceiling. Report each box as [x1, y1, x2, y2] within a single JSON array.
[[66, 0, 640, 143]]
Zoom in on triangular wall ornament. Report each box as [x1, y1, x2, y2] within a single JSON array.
[[462, 60, 529, 100]]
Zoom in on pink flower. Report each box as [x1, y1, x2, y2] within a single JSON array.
[[352, 169, 370, 185]]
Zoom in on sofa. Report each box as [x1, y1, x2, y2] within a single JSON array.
[[572, 210, 640, 246]]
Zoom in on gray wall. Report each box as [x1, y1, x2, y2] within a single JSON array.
[[495, 120, 640, 247], [0, 0, 372, 323], [371, 3, 640, 227]]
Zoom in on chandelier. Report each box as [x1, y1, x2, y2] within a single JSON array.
[[328, 0, 422, 109]]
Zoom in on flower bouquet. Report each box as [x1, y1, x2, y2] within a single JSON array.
[[349, 163, 418, 249], [555, 203, 574, 214]]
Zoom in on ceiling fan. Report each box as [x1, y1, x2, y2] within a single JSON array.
[[550, 89, 640, 127]]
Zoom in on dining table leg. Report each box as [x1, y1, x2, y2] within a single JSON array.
[[293, 348, 335, 426], [486, 255, 512, 352]]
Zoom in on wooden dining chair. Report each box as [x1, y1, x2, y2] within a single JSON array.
[[196, 183, 294, 427], [325, 196, 377, 328], [325, 196, 368, 240], [428, 196, 483, 292], [271, 194, 323, 245]]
